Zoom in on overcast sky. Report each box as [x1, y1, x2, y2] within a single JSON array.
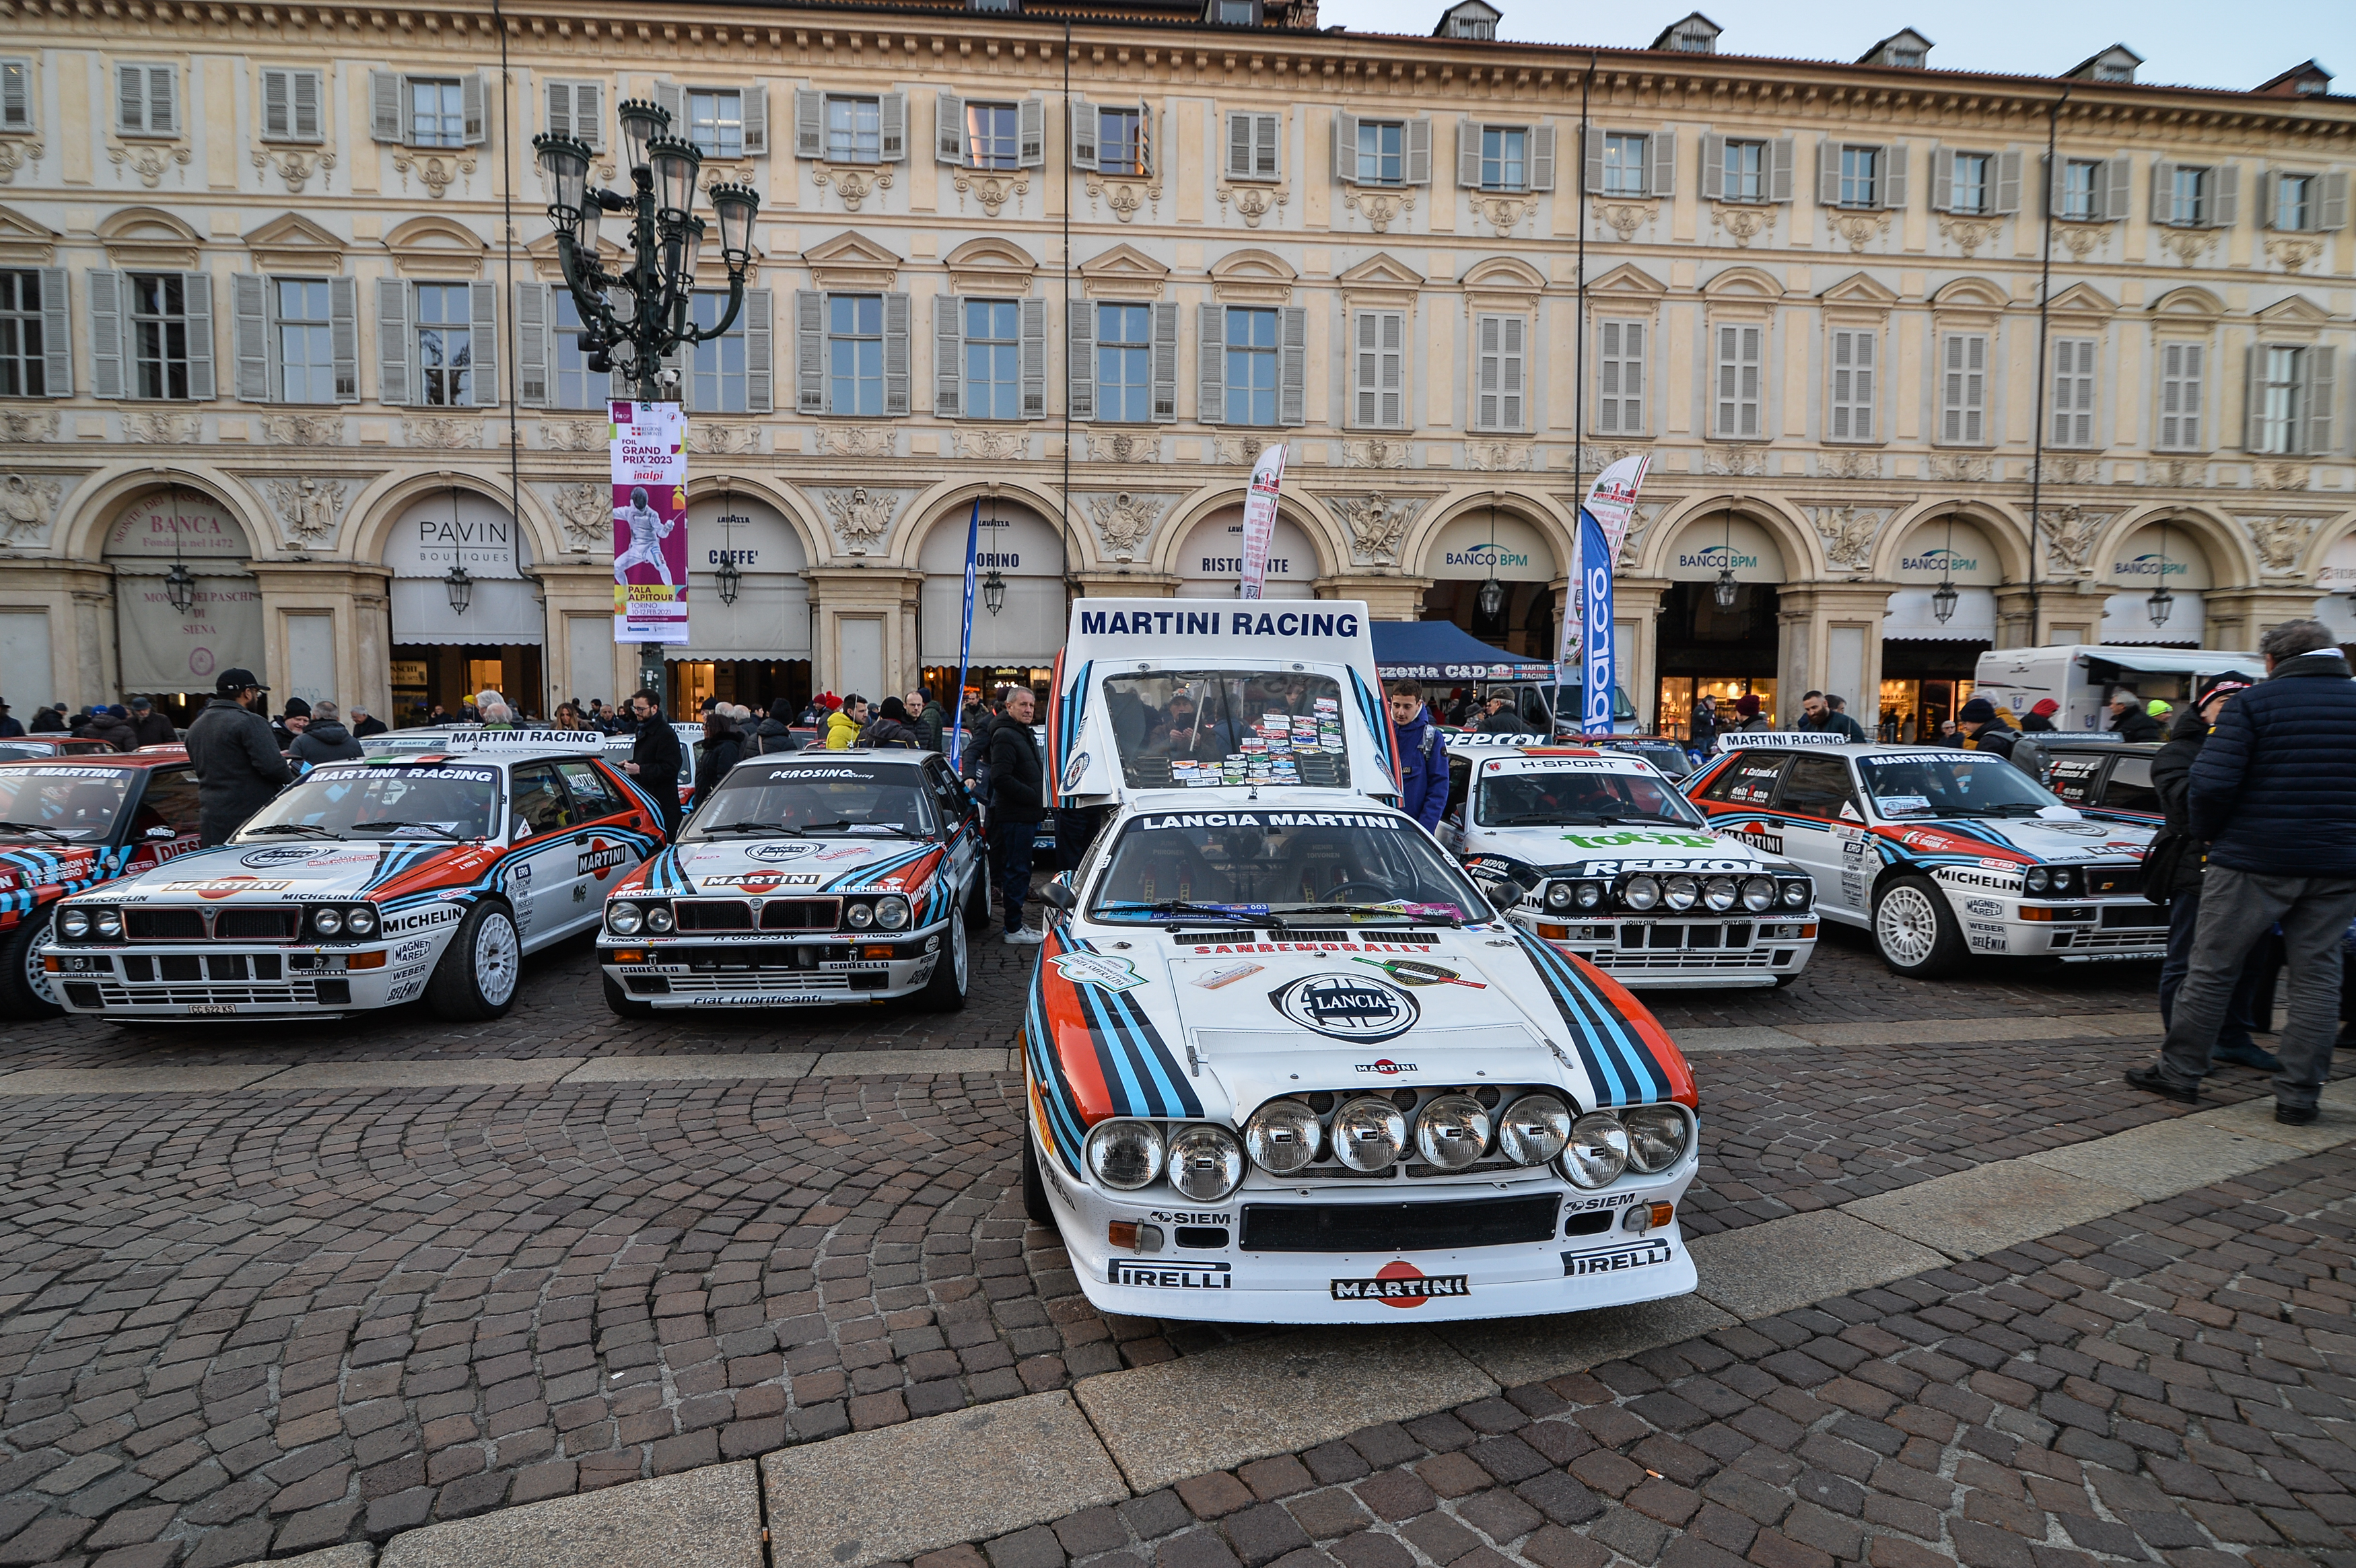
[[1320, 1, 2353, 96]]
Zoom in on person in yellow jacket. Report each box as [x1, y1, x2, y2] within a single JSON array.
[[825, 696, 868, 750]]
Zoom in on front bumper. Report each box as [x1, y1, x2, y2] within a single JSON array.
[[1947, 894, 2168, 961], [40, 940, 421, 1017], [598, 925, 946, 1007], [1512, 911, 1818, 988]]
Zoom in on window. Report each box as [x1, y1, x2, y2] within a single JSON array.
[[1838, 145, 1878, 207], [557, 760, 622, 818], [1098, 106, 1148, 177], [1949, 153, 1990, 214], [545, 80, 604, 150], [1224, 307, 1278, 427], [827, 95, 880, 164], [1226, 112, 1280, 180], [2169, 166, 2207, 227], [2254, 347, 2304, 456], [1216, 1, 1257, 24], [414, 283, 473, 407], [1723, 139, 1765, 202], [1828, 328, 1875, 441], [1886, 46, 1924, 69], [0, 271, 52, 398], [1601, 133, 1647, 195], [1595, 320, 1643, 435], [2050, 338, 2097, 448], [687, 90, 742, 159], [130, 273, 191, 400], [1, 59, 30, 133], [1352, 310, 1404, 429], [1474, 314, 1526, 431], [510, 764, 571, 837], [260, 68, 323, 143], [1480, 126, 1526, 192], [688, 291, 749, 414], [551, 289, 604, 411], [962, 299, 1020, 421], [1713, 324, 1761, 438], [1095, 303, 1152, 424], [276, 280, 337, 404], [2062, 159, 2100, 220], [1940, 333, 1988, 444], [2157, 343, 2203, 450], [409, 78, 465, 148], [1774, 756, 1857, 818], [1357, 120, 1404, 186], [2273, 173, 2312, 231], [828, 294, 885, 417], [965, 101, 1020, 170], [115, 64, 176, 136]]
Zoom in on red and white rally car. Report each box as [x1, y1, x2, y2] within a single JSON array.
[[0, 752, 205, 1015], [42, 732, 663, 1022]]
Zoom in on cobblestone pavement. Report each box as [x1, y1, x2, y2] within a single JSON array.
[[0, 932, 2326, 1567], [924, 1149, 2356, 1568]]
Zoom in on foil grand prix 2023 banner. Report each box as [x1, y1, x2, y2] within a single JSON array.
[[611, 401, 691, 644]]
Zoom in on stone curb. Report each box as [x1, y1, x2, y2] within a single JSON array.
[[0, 1048, 1023, 1095], [1676, 1009, 2162, 1053]]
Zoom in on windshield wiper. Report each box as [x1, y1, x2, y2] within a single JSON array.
[[349, 820, 463, 842], [1530, 812, 1700, 828], [1097, 900, 1283, 929], [1280, 903, 1466, 928], [817, 822, 924, 839], [0, 820, 71, 843], [699, 820, 808, 837], [247, 821, 343, 840]]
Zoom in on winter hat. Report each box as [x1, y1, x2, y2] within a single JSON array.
[[283, 697, 312, 719], [879, 697, 911, 723], [106, 704, 129, 719], [2196, 676, 2252, 705], [2029, 698, 2060, 717], [2146, 698, 2172, 717], [1735, 694, 1761, 718], [1958, 697, 1997, 723]]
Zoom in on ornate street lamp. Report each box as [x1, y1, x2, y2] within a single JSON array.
[[164, 561, 195, 616], [2147, 521, 2175, 629], [715, 491, 740, 606], [983, 568, 1007, 617], [444, 563, 474, 616], [1712, 509, 1739, 611], [1476, 505, 1506, 620], [1931, 514, 1960, 625]]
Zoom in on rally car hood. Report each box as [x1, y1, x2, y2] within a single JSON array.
[[1873, 812, 2151, 867], [622, 833, 946, 898], [96, 839, 495, 902], [1469, 822, 1792, 876]]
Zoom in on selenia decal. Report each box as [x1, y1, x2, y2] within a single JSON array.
[[1270, 974, 1419, 1042]]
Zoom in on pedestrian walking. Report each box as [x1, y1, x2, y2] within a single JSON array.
[[989, 685, 1046, 943], [1949, 697, 2019, 760], [2127, 621, 2356, 1123], [621, 688, 684, 839], [2021, 699, 2060, 733], [126, 697, 176, 746], [183, 669, 288, 845], [289, 701, 365, 767], [1688, 694, 1719, 753]]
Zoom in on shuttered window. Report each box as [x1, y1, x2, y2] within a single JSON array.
[[2050, 338, 2098, 448], [1474, 314, 1526, 431], [1828, 328, 1875, 441], [0, 60, 31, 133], [1224, 306, 1280, 427], [828, 294, 885, 417], [1225, 112, 1280, 180], [1595, 320, 1643, 435], [2157, 343, 2203, 451], [116, 65, 176, 136], [1713, 324, 1762, 438], [0, 269, 64, 398], [1351, 310, 1404, 429], [261, 69, 323, 142], [1940, 332, 1988, 445], [545, 81, 605, 151]]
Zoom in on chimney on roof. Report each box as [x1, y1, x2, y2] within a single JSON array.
[[2253, 59, 2333, 96], [2064, 44, 2143, 84], [1650, 11, 1720, 55], [1858, 30, 1932, 69]]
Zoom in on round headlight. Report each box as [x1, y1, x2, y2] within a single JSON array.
[[1084, 1120, 1164, 1191], [1623, 875, 1661, 911], [875, 897, 909, 931], [1622, 1104, 1691, 1174], [1560, 1112, 1631, 1189], [1496, 1092, 1572, 1166], [1703, 876, 1739, 913], [1331, 1096, 1408, 1173], [2025, 867, 2050, 894], [96, 909, 123, 937], [313, 908, 343, 936], [345, 905, 378, 936], [1780, 880, 1809, 908], [608, 902, 644, 935], [1575, 881, 1605, 911], [1166, 1125, 1246, 1202], [1663, 874, 1700, 912], [1741, 876, 1776, 913], [1414, 1094, 1492, 1171], [845, 901, 874, 929], [644, 903, 674, 933], [2052, 868, 2077, 896], [1244, 1098, 1323, 1174], [1545, 882, 1574, 911], [61, 908, 90, 937]]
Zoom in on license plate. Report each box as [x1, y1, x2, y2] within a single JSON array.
[[186, 1003, 238, 1014]]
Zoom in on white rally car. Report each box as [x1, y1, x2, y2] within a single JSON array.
[[41, 732, 662, 1021], [1024, 601, 1702, 1324], [1686, 736, 2161, 978], [1437, 739, 1817, 989], [596, 748, 988, 1013]]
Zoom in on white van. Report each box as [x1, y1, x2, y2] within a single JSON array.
[[1972, 645, 2262, 734]]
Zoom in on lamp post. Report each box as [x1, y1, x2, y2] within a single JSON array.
[[1476, 505, 1506, 621], [2147, 521, 2175, 630], [715, 490, 740, 606], [161, 484, 195, 614], [444, 563, 474, 616], [1712, 509, 1739, 611], [1931, 514, 1960, 625], [983, 568, 1007, 617]]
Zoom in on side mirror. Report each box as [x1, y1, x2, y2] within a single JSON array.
[[1038, 880, 1077, 912]]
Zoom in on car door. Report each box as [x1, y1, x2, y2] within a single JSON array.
[[557, 759, 639, 929], [1768, 754, 1865, 919], [924, 758, 979, 892], [505, 762, 580, 943]]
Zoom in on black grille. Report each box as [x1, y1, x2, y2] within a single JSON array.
[[2100, 904, 2168, 929], [2085, 865, 2145, 899], [1286, 929, 1440, 945], [675, 900, 753, 931], [1239, 1193, 1559, 1254], [127, 909, 205, 940], [217, 909, 300, 941], [1563, 1210, 1616, 1238], [759, 900, 841, 931]]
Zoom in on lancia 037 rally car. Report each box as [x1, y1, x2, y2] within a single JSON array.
[[596, 747, 987, 1014], [1684, 735, 2160, 978], [1436, 738, 1818, 989], [1, 751, 205, 1015], [1023, 601, 1701, 1324], [41, 730, 663, 1022]]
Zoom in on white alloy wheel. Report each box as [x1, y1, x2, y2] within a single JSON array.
[[1871, 875, 1966, 978], [22, 908, 58, 1007], [473, 911, 521, 1005], [949, 908, 969, 992]]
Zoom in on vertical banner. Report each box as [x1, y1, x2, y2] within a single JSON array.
[[1580, 508, 1614, 735], [1560, 454, 1651, 730], [611, 400, 691, 644], [946, 499, 981, 767], [1237, 443, 1287, 600]]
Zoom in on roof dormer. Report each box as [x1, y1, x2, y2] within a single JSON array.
[[1650, 11, 1721, 54], [2065, 44, 2143, 83], [1434, 1, 1500, 41], [2253, 60, 2333, 97], [1858, 29, 1933, 69]]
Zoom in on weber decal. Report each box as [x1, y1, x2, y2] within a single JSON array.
[[1563, 1238, 1673, 1277], [1330, 1262, 1469, 1308], [1108, 1260, 1233, 1290]]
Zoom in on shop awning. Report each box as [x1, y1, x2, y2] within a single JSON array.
[[1371, 620, 1555, 682]]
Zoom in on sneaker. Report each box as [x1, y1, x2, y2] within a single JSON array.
[[2214, 1042, 2285, 1073], [2124, 1065, 2199, 1104], [1004, 927, 1046, 946], [2276, 1103, 2320, 1126]]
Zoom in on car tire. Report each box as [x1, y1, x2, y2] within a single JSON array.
[[1872, 875, 1968, 980], [915, 913, 969, 1013], [1022, 1135, 1055, 1226], [964, 865, 993, 931], [602, 972, 653, 1018], [426, 900, 522, 1021], [0, 905, 63, 1019]]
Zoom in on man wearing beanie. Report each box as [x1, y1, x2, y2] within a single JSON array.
[[88, 704, 137, 751], [1951, 696, 2019, 761]]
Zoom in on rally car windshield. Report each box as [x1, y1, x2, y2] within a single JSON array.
[[1099, 671, 1351, 790], [683, 763, 935, 840], [1859, 754, 2065, 820], [234, 764, 499, 841], [0, 767, 131, 842], [1090, 810, 1490, 925], [1474, 767, 1704, 829]]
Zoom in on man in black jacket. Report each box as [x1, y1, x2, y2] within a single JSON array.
[[2149, 680, 2274, 1071], [183, 669, 288, 844], [1950, 697, 2019, 761], [2108, 688, 2162, 742], [621, 689, 683, 839], [989, 685, 1045, 944], [2130, 622, 2356, 1123], [127, 697, 177, 748]]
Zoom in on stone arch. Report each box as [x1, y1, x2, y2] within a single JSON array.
[[1395, 488, 1574, 583], [1636, 492, 1826, 583], [96, 207, 202, 269], [1149, 483, 1344, 584], [1930, 276, 2009, 314], [1699, 264, 1785, 301], [2295, 505, 2356, 583], [887, 477, 1079, 571], [944, 236, 1041, 296], [683, 472, 828, 569], [346, 468, 562, 569], [382, 215, 489, 279], [2149, 285, 2225, 324], [57, 463, 269, 563], [1206, 247, 1298, 304], [1873, 497, 2034, 585], [2093, 502, 2256, 590], [1459, 255, 1546, 293]]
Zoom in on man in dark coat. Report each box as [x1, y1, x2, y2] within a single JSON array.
[[183, 669, 288, 845], [1950, 697, 2018, 761], [1799, 690, 1867, 742], [2149, 680, 2273, 1070], [1388, 682, 1449, 831], [29, 703, 65, 733], [348, 705, 388, 739], [621, 689, 684, 839], [87, 705, 137, 752], [988, 686, 1046, 944], [290, 701, 366, 767], [2108, 688, 2162, 742], [858, 697, 926, 750], [2130, 622, 2356, 1123], [744, 705, 800, 756]]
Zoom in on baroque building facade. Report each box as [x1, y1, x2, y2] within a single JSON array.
[[0, 0, 2350, 732]]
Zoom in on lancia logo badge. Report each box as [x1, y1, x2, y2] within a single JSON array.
[[1271, 974, 1419, 1043]]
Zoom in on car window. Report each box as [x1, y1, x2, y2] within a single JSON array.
[[1445, 755, 1471, 821], [2104, 756, 2159, 814], [1697, 752, 1787, 805], [132, 768, 203, 836], [510, 763, 573, 837], [926, 762, 967, 822], [2044, 753, 2104, 806], [0, 767, 131, 843], [1773, 756, 1857, 819], [557, 760, 624, 819]]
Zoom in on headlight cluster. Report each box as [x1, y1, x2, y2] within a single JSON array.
[[1245, 1090, 1575, 1178], [2023, 867, 2080, 897], [308, 904, 378, 939], [843, 896, 909, 931], [1086, 1120, 1248, 1203], [605, 900, 674, 936], [1559, 1104, 1694, 1188], [57, 906, 122, 939], [1546, 874, 1806, 915]]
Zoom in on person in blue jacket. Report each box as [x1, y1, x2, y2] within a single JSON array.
[[1389, 682, 1449, 832]]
